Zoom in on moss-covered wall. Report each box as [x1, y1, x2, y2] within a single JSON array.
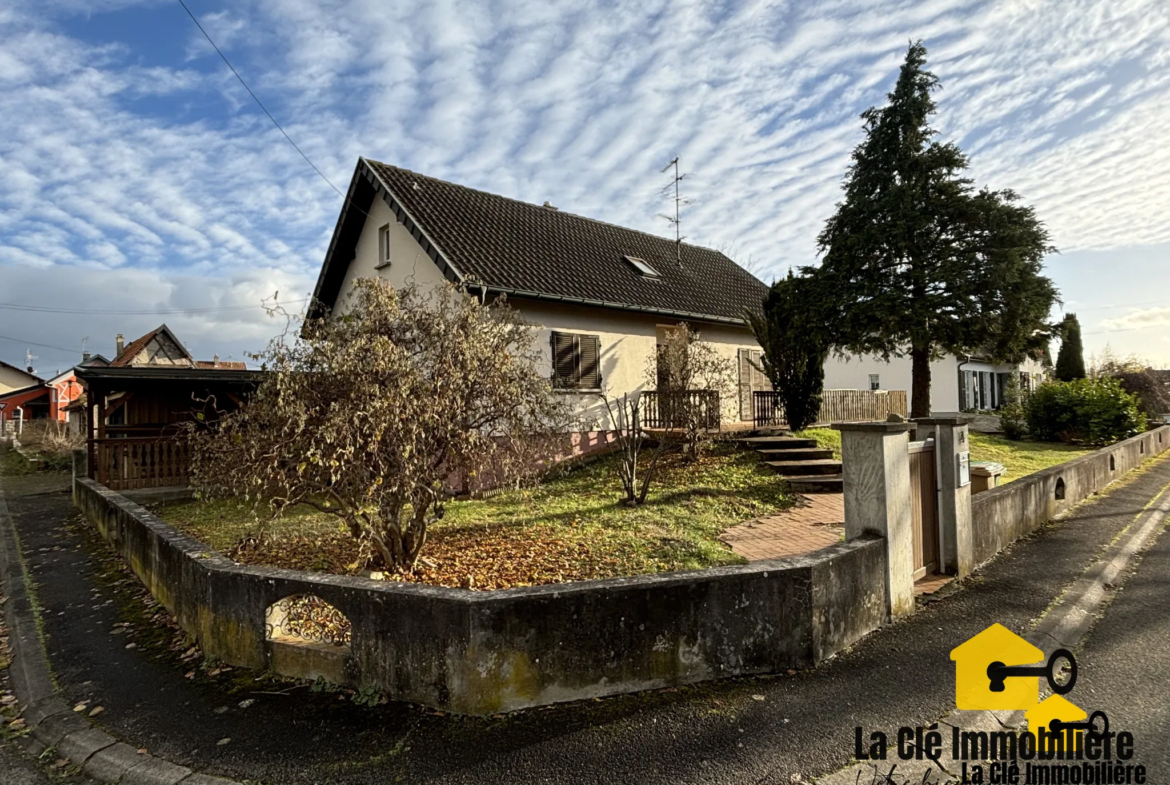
[[73, 478, 887, 715]]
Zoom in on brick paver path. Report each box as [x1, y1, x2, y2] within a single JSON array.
[[721, 493, 845, 560]]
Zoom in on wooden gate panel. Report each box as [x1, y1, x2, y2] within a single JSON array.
[[908, 441, 939, 580]]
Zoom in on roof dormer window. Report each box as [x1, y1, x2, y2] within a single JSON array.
[[624, 255, 660, 278]]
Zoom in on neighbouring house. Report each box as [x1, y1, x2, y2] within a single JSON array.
[[309, 158, 773, 448], [0, 359, 41, 395], [823, 352, 1049, 413], [75, 326, 259, 492], [0, 354, 108, 431]]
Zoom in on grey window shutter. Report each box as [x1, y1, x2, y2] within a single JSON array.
[[738, 348, 752, 421], [552, 332, 576, 387], [580, 335, 601, 390]]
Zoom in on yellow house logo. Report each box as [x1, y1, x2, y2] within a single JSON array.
[[853, 623, 1143, 781], [950, 623, 1089, 741]]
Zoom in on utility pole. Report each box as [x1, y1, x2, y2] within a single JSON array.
[[659, 156, 690, 268]]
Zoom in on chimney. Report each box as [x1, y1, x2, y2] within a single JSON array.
[[116, 334, 124, 356], [213, 354, 220, 367], [82, 351, 91, 362]]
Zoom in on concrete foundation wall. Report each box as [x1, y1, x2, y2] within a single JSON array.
[[73, 478, 887, 715], [970, 426, 1170, 568]]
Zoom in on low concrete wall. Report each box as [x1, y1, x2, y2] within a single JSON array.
[[970, 426, 1170, 568], [73, 478, 887, 715]]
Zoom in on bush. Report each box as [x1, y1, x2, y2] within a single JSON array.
[[1025, 378, 1146, 445], [999, 375, 1027, 440]]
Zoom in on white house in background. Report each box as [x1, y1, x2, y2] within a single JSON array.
[[308, 158, 773, 442], [824, 352, 1048, 413]]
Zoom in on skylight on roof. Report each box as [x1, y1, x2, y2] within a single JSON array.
[[623, 255, 661, 278]]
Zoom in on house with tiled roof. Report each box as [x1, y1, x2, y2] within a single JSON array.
[[73, 326, 257, 491], [109, 325, 247, 370], [310, 158, 773, 432]]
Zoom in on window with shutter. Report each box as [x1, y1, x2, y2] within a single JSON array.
[[550, 332, 601, 390], [579, 335, 601, 390]]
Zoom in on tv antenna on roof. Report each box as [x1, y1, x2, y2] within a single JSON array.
[[658, 156, 691, 269], [25, 348, 37, 375]]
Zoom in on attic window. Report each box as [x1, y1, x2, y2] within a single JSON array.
[[624, 255, 660, 278]]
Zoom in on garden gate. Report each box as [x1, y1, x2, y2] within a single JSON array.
[[908, 439, 940, 579]]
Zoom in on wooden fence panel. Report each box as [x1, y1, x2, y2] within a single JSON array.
[[753, 389, 910, 428]]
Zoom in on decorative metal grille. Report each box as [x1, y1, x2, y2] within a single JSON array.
[[265, 595, 352, 647]]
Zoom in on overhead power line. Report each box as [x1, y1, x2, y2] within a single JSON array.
[[0, 334, 88, 356], [176, 0, 344, 198]]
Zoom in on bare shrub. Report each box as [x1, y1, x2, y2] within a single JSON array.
[[189, 279, 571, 572]]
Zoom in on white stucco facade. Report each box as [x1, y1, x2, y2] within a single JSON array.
[[332, 195, 450, 317], [330, 196, 763, 429], [824, 352, 1048, 413]]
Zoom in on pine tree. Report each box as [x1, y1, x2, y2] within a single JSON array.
[[815, 42, 1058, 418], [1055, 314, 1086, 381]]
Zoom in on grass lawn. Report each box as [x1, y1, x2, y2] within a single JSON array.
[[794, 427, 841, 459], [157, 442, 798, 590], [795, 427, 1090, 483], [967, 432, 1092, 483]]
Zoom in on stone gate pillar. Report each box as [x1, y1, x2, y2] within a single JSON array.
[[834, 422, 916, 618]]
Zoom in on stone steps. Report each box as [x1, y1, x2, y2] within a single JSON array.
[[733, 436, 818, 450], [735, 431, 843, 494], [764, 459, 843, 476], [783, 474, 844, 493], [756, 447, 834, 461]]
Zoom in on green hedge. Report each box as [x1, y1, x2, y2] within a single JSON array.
[[1025, 377, 1146, 445]]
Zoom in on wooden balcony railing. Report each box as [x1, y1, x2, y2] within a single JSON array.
[[642, 390, 721, 430], [94, 437, 191, 491]]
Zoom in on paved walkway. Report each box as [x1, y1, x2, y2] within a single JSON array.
[[5, 453, 1170, 784], [721, 494, 845, 560]]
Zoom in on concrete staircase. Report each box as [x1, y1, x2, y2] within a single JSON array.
[[734, 434, 843, 494]]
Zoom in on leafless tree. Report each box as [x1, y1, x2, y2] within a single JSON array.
[[600, 393, 670, 506]]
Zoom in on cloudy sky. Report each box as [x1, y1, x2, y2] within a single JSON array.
[[3, 0, 1170, 375]]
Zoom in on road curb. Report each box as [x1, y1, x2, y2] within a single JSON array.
[[0, 485, 238, 785], [814, 461, 1170, 784]]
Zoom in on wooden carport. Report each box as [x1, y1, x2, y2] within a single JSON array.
[[75, 365, 263, 491]]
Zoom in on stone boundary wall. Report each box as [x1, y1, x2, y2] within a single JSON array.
[[73, 478, 887, 715], [970, 426, 1170, 568]]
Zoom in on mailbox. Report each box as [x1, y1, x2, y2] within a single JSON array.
[[957, 450, 971, 487]]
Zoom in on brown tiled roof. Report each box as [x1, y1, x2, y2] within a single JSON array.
[[111, 325, 246, 370], [110, 327, 171, 367], [311, 159, 769, 325]]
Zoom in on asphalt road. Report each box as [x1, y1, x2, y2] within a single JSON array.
[[3, 453, 1170, 785], [1075, 490, 1170, 778]]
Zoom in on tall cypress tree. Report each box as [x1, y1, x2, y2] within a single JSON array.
[[1055, 314, 1086, 381], [815, 42, 1057, 417]]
